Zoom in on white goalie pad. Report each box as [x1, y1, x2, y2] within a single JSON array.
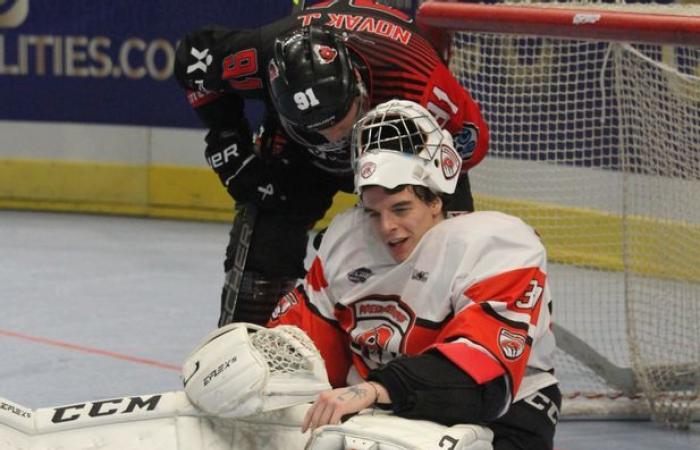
[[183, 323, 331, 418], [0, 391, 313, 450], [305, 410, 494, 450]]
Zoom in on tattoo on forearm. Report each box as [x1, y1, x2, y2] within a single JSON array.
[[336, 385, 369, 402]]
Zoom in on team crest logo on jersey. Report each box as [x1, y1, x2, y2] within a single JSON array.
[[349, 296, 414, 365], [313, 44, 338, 64], [440, 145, 461, 179], [360, 161, 376, 179], [347, 267, 373, 283], [498, 328, 527, 360], [353, 325, 394, 360], [268, 60, 279, 82], [454, 123, 478, 160], [270, 291, 298, 321]]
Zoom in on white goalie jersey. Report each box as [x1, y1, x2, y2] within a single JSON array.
[[269, 207, 558, 404]]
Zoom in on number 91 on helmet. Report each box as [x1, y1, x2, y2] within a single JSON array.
[[268, 26, 366, 136]]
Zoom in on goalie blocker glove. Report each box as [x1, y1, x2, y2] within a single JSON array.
[[182, 323, 331, 418]]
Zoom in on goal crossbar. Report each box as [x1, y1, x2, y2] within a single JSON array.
[[417, 2, 700, 46]]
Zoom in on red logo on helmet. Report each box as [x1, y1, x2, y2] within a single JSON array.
[[360, 161, 376, 179], [268, 60, 279, 82], [441, 145, 461, 179], [354, 325, 394, 357], [313, 44, 338, 65]]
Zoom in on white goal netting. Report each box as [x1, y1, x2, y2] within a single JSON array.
[[422, 0, 700, 427]]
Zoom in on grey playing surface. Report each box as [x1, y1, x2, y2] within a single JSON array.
[[1, 210, 698, 449]]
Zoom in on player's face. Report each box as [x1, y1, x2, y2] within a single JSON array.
[[318, 96, 362, 143], [362, 186, 443, 263]]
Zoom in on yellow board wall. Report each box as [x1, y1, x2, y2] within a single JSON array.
[[0, 158, 357, 227], [1, 158, 698, 283]]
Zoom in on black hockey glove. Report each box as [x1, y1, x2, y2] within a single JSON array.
[[205, 126, 290, 209]]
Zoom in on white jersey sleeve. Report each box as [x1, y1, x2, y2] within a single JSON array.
[[424, 212, 556, 401]]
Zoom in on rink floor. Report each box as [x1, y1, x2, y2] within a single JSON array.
[[1, 210, 698, 450]]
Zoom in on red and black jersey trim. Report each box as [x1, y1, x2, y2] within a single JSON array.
[[414, 314, 453, 330], [296, 284, 347, 333], [358, 46, 432, 77], [353, 43, 434, 79], [434, 336, 511, 388], [480, 302, 531, 333]]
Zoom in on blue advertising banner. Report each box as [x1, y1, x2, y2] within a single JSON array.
[[0, 0, 293, 127]]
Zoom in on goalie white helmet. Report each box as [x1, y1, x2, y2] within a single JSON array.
[[351, 99, 462, 195]]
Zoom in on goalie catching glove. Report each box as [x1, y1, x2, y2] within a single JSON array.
[[305, 410, 493, 450], [182, 323, 331, 418]]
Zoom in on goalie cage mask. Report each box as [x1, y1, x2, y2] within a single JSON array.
[[351, 99, 462, 195]]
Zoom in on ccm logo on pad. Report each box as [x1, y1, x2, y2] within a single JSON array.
[[51, 394, 162, 423]]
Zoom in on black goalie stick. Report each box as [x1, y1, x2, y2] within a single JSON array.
[[218, 203, 258, 327], [218, 0, 305, 327]]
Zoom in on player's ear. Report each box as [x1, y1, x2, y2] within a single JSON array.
[[430, 196, 443, 218]]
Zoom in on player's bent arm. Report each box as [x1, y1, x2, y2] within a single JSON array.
[[174, 25, 295, 207], [437, 218, 551, 398], [367, 351, 508, 426], [192, 91, 248, 131], [440, 264, 549, 398], [174, 26, 241, 94]]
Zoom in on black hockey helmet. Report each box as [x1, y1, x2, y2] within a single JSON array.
[[269, 26, 361, 132]]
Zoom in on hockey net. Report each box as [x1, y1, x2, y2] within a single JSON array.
[[418, 0, 700, 428]]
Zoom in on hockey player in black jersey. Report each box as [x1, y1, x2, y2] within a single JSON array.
[[174, 0, 489, 326]]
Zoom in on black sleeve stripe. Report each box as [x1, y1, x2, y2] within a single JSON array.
[[480, 302, 530, 332], [415, 312, 453, 330]]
